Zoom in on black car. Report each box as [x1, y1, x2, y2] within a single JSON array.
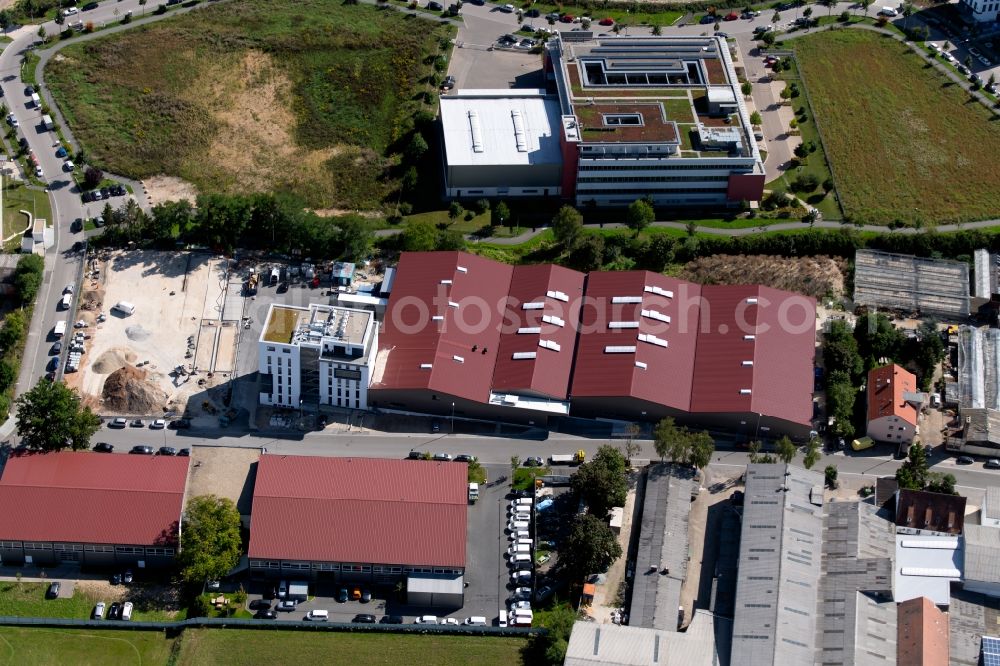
[[440, 75, 456, 91], [108, 602, 121, 619], [71, 218, 83, 233], [249, 599, 271, 610], [129, 446, 154, 455], [407, 450, 423, 460], [168, 419, 192, 430], [93, 442, 114, 453], [51, 341, 62, 355], [427, 1, 442, 9], [957, 455, 975, 465], [380, 615, 405, 624], [100, 187, 111, 199], [454, 454, 476, 463], [47, 357, 59, 372], [23, 86, 33, 96], [82, 1, 98, 9], [46, 582, 61, 599], [276, 282, 289, 294], [177, 448, 191, 457], [130, 419, 144, 428], [254, 609, 277, 619], [81, 192, 91, 203], [111, 573, 122, 585], [525, 8, 540, 16], [158, 446, 177, 456], [352, 614, 377, 623], [337, 588, 349, 603]]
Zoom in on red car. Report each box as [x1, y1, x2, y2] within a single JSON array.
[[724, 11, 739, 21], [560, 14, 573, 22], [599, 17, 614, 25]]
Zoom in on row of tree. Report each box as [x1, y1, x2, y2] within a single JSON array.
[[896, 443, 957, 495], [97, 194, 375, 261], [748, 435, 821, 469], [0, 254, 44, 419]]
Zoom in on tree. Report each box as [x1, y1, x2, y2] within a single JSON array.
[[436, 228, 466, 251], [803, 7, 813, 20], [854, 313, 903, 369], [467, 459, 487, 485], [748, 440, 776, 464], [802, 436, 821, 470], [775, 435, 797, 464], [651, 24, 662, 36], [762, 31, 777, 46], [926, 472, 957, 495], [559, 514, 623, 578], [653, 417, 686, 462], [896, 443, 929, 490], [621, 423, 641, 466], [567, 234, 605, 272], [492, 201, 510, 227], [860, 0, 872, 16], [37, 25, 45, 41], [625, 199, 654, 235], [0, 359, 16, 391], [741, 81, 753, 98], [448, 201, 463, 220], [0, 310, 26, 353], [688, 431, 715, 469], [510, 455, 520, 475], [551, 205, 583, 250], [15, 379, 101, 451], [138, 0, 147, 15], [405, 132, 429, 162], [83, 166, 103, 190], [338, 216, 373, 261], [178, 495, 242, 585], [820, 0, 836, 16], [401, 220, 438, 251], [749, 110, 762, 126], [826, 370, 857, 439], [571, 445, 627, 519], [824, 464, 838, 488], [824, 320, 863, 381]]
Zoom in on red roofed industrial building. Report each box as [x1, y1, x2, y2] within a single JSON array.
[[866, 364, 921, 446], [371, 252, 817, 438], [248, 455, 467, 601], [0, 451, 189, 569]]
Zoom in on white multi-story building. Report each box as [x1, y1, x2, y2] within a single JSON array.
[[959, 0, 1000, 22], [258, 303, 377, 410]]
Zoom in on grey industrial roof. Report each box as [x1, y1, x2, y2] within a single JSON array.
[[564, 610, 730, 666], [984, 486, 1000, 524], [962, 408, 1000, 446], [406, 574, 464, 594], [949, 589, 1000, 666], [975, 249, 992, 300], [853, 249, 970, 317], [964, 524, 1000, 584], [894, 533, 962, 606], [816, 502, 896, 666], [731, 464, 824, 666], [957, 326, 1000, 411], [629, 464, 694, 631]]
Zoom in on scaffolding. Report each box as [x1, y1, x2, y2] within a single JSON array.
[[974, 249, 992, 299], [957, 326, 1000, 411], [853, 249, 970, 317]]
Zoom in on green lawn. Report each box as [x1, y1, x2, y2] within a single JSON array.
[[45, 0, 453, 210], [0, 582, 174, 622], [2, 183, 52, 238], [791, 29, 1000, 225], [175, 629, 528, 666], [0, 627, 176, 666], [522, 2, 682, 26]]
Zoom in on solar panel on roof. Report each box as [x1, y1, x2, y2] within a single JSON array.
[[982, 635, 1000, 666]]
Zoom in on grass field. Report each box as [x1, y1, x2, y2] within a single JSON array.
[[174, 628, 527, 666], [1, 184, 51, 243], [0, 582, 175, 622], [0, 627, 175, 666], [45, 0, 452, 210], [793, 29, 1000, 225]]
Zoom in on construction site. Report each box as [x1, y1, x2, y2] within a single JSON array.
[[67, 250, 247, 417], [852, 249, 971, 318]]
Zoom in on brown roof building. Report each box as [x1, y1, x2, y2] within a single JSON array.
[[371, 251, 817, 438], [894, 488, 966, 536], [897, 597, 950, 666]]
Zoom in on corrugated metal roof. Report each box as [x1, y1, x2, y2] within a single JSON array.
[[868, 364, 918, 426], [565, 611, 729, 666], [963, 525, 1000, 584], [374, 252, 514, 404], [248, 456, 467, 568], [0, 452, 188, 546], [492, 264, 585, 399]]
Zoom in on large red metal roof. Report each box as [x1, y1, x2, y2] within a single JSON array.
[[0, 452, 189, 546], [570, 271, 701, 411], [248, 455, 467, 567], [374, 252, 513, 404], [492, 264, 586, 399]]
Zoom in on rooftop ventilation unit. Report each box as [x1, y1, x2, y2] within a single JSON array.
[[635, 361, 648, 369], [744, 334, 756, 340], [539, 339, 561, 351], [546, 290, 569, 302], [638, 333, 668, 348], [448, 301, 459, 308], [523, 302, 545, 310], [453, 355, 465, 363], [612, 296, 643, 304], [432, 315, 444, 321], [518, 327, 541, 334], [542, 315, 565, 327], [468, 110, 484, 153], [605, 345, 637, 353], [420, 363, 433, 369], [742, 360, 754, 366], [512, 352, 537, 360], [441, 279, 453, 285], [644, 285, 673, 298], [511, 110, 528, 153], [746, 297, 759, 304], [740, 388, 752, 395], [609, 321, 640, 329], [641, 309, 670, 323], [456, 265, 468, 273]]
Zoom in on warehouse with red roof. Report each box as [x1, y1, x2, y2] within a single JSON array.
[[0, 451, 189, 569], [371, 252, 818, 438], [248, 455, 467, 601]]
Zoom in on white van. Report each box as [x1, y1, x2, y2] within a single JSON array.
[[464, 616, 487, 626], [516, 537, 534, 548], [306, 609, 329, 621], [498, 608, 508, 627], [512, 529, 530, 541], [30, 92, 40, 107], [112, 301, 135, 315], [508, 520, 529, 532], [511, 553, 532, 567], [513, 498, 533, 507], [508, 544, 531, 556], [121, 602, 133, 621], [60, 294, 72, 310], [512, 609, 533, 626]]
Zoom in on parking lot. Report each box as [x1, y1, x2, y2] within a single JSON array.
[[447, 3, 545, 91]]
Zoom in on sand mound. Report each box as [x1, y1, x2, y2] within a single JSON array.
[[125, 325, 152, 342], [91, 349, 130, 375], [102, 365, 167, 414]]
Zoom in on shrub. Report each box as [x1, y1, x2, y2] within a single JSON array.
[[475, 198, 491, 214], [839, 10, 850, 21], [792, 173, 820, 192]]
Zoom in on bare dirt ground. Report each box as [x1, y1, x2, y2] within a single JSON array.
[[76, 580, 182, 617], [77, 250, 233, 415], [143, 175, 199, 205], [585, 470, 639, 623], [186, 447, 260, 514], [679, 254, 847, 299], [196, 50, 342, 196]]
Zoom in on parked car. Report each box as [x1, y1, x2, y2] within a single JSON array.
[[108, 602, 121, 619], [150, 419, 166, 429], [111, 573, 122, 585], [305, 609, 329, 621], [158, 447, 177, 456], [121, 602, 133, 620], [524, 456, 543, 467], [129, 446, 154, 455], [427, 1, 442, 9], [337, 588, 349, 603], [407, 450, 423, 460], [254, 609, 277, 619], [249, 599, 271, 610], [430, 419, 441, 433], [361, 589, 372, 603], [351, 587, 362, 601], [46, 582, 61, 599], [414, 615, 439, 624], [123, 570, 133, 584], [34, 166, 43, 178], [957, 456, 975, 465], [93, 442, 114, 453], [440, 75, 456, 91], [433, 453, 453, 461], [512, 587, 532, 600], [599, 17, 613, 25], [276, 600, 298, 611], [168, 419, 192, 430], [178, 448, 191, 457], [352, 614, 377, 623], [51, 341, 62, 355], [381, 615, 404, 624], [93, 602, 106, 619], [454, 454, 476, 463]]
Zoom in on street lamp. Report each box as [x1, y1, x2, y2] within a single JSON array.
[[451, 402, 455, 435]]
